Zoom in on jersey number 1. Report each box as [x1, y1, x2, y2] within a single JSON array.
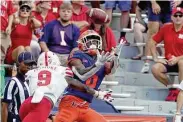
[[60, 31, 67, 46], [37, 70, 51, 86]]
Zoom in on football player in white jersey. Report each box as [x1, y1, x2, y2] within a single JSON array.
[[19, 51, 113, 122]]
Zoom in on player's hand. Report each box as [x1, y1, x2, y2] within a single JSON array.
[[111, 46, 121, 57], [95, 50, 114, 67], [154, 58, 168, 64], [94, 90, 114, 102]]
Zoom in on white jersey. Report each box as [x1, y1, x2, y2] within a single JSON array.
[[25, 66, 68, 104]]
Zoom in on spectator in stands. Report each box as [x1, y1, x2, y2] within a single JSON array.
[[1, 51, 35, 122], [12, 0, 19, 12], [5, 2, 41, 65], [39, 2, 80, 66], [105, 0, 132, 46], [50, 0, 63, 18], [31, 0, 57, 60], [1, 0, 15, 64], [33, 0, 56, 39], [141, 1, 173, 73], [71, 0, 90, 30], [150, 7, 183, 121], [132, 1, 148, 60]]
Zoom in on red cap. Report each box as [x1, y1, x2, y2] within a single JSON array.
[[172, 7, 183, 15]]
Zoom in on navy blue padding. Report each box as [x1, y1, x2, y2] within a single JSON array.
[[90, 98, 119, 113]]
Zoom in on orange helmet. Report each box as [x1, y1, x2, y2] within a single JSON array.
[[78, 30, 102, 55]]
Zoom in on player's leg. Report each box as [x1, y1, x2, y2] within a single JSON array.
[[19, 97, 32, 121], [54, 96, 78, 122], [21, 97, 52, 122], [79, 108, 107, 122]]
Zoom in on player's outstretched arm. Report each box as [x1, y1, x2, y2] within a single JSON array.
[[70, 51, 114, 81], [108, 47, 121, 74]]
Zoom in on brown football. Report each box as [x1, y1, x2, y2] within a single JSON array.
[[86, 8, 110, 24]]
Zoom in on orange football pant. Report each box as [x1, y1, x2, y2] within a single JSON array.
[[55, 95, 107, 122]]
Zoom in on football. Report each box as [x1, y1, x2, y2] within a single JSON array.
[[86, 8, 110, 24]]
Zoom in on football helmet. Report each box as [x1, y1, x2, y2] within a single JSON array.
[[37, 51, 61, 67], [78, 30, 102, 55]]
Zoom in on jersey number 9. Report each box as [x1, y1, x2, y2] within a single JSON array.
[[37, 70, 51, 86]]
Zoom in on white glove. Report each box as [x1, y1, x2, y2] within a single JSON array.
[[174, 113, 182, 122], [111, 45, 121, 57], [95, 50, 114, 67], [94, 90, 114, 102]]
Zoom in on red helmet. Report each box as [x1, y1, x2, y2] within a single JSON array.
[[78, 30, 102, 55]]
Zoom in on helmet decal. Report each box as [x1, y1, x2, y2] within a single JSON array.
[[37, 51, 61, 67]]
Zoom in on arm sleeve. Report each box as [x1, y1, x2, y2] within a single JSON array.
[[2, 80, 17, 103], [152, 25, 165, 43], [72, 25, 80, 48]]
